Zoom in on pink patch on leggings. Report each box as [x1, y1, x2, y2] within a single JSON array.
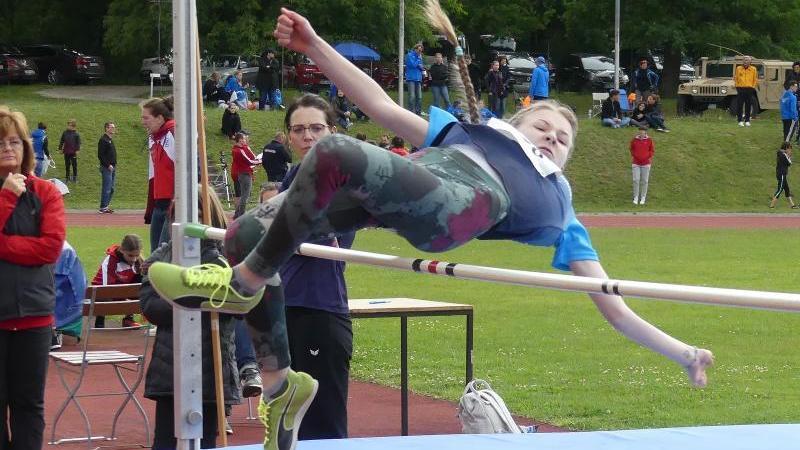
[[429, 189, 494, 252], [312, 151, 351, 209]]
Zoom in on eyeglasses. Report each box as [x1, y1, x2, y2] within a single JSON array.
[[289, 123, 330, 136], [0, 139, 23, 150]]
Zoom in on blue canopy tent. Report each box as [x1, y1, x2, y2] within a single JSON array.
[[332, 42, 381, 99], [333, 41, 381, 61]]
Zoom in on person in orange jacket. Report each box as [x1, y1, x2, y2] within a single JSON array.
[[734, 56, 758, 126], [630, 126, 655, 205]]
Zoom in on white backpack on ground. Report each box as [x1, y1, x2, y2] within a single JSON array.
[[457, 379, 523, 434]]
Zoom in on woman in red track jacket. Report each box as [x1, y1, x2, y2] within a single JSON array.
[[230, 131, 261, 219], [141, 97, 176, 252], [91, 234, 144, 328], [0, 105, 66, 449], [630, 127, 655, 205]]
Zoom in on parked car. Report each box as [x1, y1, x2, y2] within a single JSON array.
[[0, 43, 38, 84], [140, 54, 172, 83], [501, 53, 537, 94], [649, 56, 696, 83], [20, 44, 104, 84], [283, 54, 328, 92], [557, 54, 629, 92]]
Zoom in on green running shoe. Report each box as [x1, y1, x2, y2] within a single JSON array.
[[259, 370, 318, 450], [147, 261, 264, 314]]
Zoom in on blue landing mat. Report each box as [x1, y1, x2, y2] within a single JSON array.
[[225, 424, 799, 450]]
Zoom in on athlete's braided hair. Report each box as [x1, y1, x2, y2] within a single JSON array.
[[423, 0, 479, 124]]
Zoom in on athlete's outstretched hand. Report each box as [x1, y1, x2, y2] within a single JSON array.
[[274, 8, 318, 55]]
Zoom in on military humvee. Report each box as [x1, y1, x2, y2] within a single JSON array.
[[676, 56, 794, 116]]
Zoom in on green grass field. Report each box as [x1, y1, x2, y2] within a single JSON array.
[[67, 226, 800, 431], [1, 84, 795, 211]]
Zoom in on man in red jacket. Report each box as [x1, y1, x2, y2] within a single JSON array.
[[630, 126, 655, 205]]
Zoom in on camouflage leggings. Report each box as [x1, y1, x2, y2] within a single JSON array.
[[224, 134, 509, 369]]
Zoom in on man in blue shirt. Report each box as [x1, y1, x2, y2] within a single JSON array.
[[780, 80, 798, 142], [529, 56, 549, 101]]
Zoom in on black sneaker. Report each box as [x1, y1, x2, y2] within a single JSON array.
[[50, 329, 63, 351], [240, 365, 263, 398]]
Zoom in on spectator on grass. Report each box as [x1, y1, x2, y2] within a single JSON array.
[[261, 131, 291, 182], [332, 89, 354, 130], [465, 54, 482, 99], [630, 126, 655, 205], [404, 43, 424, 115], [97, 121, 117, 214], [225, 70, 250, 109], [644, 94, 669, 132], [378, 134, 391, 149], [31, 122, 49, 177], [389, 136, 409, 157], [529, 56, 550, 101], [790, 62, 800, 143], [203, 72, 226, 104], [91, 234, 144, 328], [600, 90, 630, 128], [734, 56, 758, 127], [780, 81, 798, 142], [429, 53, 451, 109], [0, 105, 66, 450], [631, 58, 659, 103], [770, 142, 797, 209], [629, 102, 649, 129], [231, 131, 260, 219], [257, 49, 281, 110], [485, 60, 507, 118], [221, 102, 242, 139], [59, 119, 81, 183]]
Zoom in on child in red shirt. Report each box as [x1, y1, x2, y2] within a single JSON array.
[[91, 234, 144, 327], [630, 126, 655, 205]]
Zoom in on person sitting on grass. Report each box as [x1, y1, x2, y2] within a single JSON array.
[[91, 234, 144, 328], [600, 89, 630, 128], [146, 4, 714, 449], [388, 135, 409, 156], [644, 94, 670, 132]]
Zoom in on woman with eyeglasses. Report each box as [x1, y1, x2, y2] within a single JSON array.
[[224, 93, 354, 441], [0, 105, 66, 449]]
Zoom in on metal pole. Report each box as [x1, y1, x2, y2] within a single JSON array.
[[185, 225, 800, 313], [614, 0, 620, 90], [398, 0, 405, 107], [172, 0, 203, 448]]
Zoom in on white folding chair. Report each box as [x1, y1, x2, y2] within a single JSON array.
[[589, 92, 607, 118], [48, 283, 151, 447]]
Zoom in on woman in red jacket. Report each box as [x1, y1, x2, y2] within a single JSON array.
[[230, 131, 261, 219], [0, 105, 66, 449], [630, 126, 655, 205], [141, 97, 176, 251]]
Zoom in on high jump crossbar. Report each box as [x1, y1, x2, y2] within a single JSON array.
[[186, 224, 800, 313]]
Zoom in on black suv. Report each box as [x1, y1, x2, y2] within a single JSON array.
[[557, 54, 629, 92], [20, 44, 105, 84], [0, 43, 38, 84]]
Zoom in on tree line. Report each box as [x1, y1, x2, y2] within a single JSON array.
[[2, 0, 799, 95]]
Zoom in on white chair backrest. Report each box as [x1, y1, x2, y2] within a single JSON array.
[[592, 92, 608, 102]]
